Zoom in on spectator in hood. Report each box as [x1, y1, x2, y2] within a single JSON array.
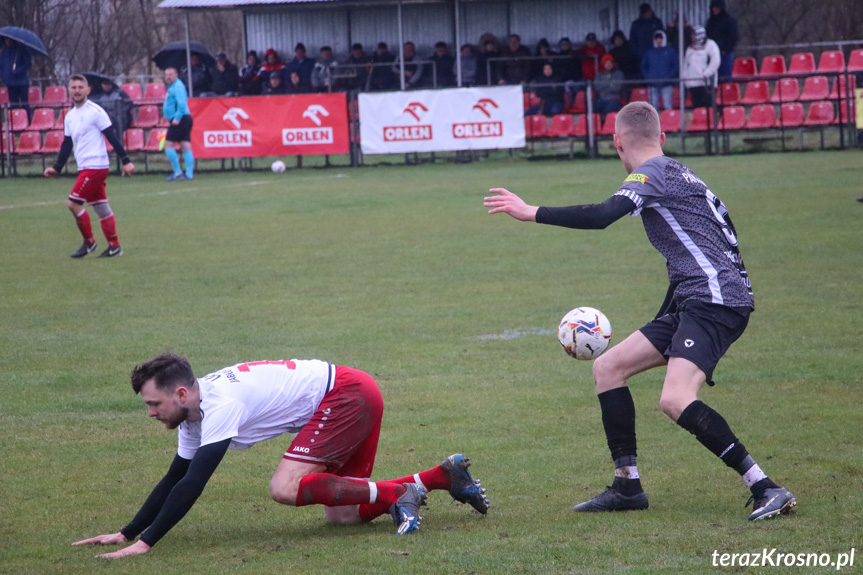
[[257, 48, 284, 83], [630, 3, 665, 60], [211, 52, 239, 96], [683, 26, 721, 109], [525, 62, 564, 116], [239, 51, 262, 95], [706, 0, 739, 79], [1, 38, 32, 119], [610, 30, 640, 81], [532, 38, 556, 79], [593, 54, 625, 115], [641, 30, 678, 110]]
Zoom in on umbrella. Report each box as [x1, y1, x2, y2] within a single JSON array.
[[82, 71, 117, 90], [0, 26, 48, 56], [152, 41, 215, 70]]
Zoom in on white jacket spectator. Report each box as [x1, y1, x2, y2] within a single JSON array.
[[682, 26, 720, 88]]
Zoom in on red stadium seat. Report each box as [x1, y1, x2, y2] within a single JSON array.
[[745, 104, 776, 129], [43, 86, 68, 105], [122, 83, 143, 100], [687, 107, 715, 131], [778, 103, 804, 127], [716, 82, 742, 105], [847, 49, 863, 72], [573, 113, 601, 136], [565, 90, 587, 113], [659, 109, 683, 132], [523, 91, 540, 110], [799, 76, 830, 102], [829, 75, 856, 100], [143, 128, 167, 151], [837, 100, 856, 124], [124, 128, 145, 151], [144, 82, 167, 100], [133, 105, 160, 128], [787, 52, 815, 75], [28, 85, 42, 104], [42, 130, 65, 154], [668, 85, 692, 109], [525, 114, 549, 138], [741, 81, 770, 105], [804, 101, 835, 126], [717, 106, 746, 130], [157, 111, 170, 127], [547, 113, 576, 137], [759, 55, 786, 76], [629, 87, 649, 102], [0, 87, 9, 105], [769, 78, 800, 103], [26, 108, 55, 131], [15, 131, 42, 154], [54, 107, 70, 130], [732, 57, 757, 78], [599, 112, 618, 135], [9, 108, 29, 131], [817, 50, 845, 73]]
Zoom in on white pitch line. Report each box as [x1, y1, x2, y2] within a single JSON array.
[[478, 328, 555, 341]]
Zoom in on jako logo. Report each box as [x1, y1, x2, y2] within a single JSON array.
[[222, 107, 249, 129], [292, 446, 310, 453], [472, 98, 499, 118], [403, 101, 428, 122], [302, 104, 330, 126]]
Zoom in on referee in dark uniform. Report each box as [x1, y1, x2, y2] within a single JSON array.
[[484, 101, 795, 521]]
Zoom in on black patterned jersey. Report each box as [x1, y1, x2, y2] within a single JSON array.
[[613, 156, 754, 310]]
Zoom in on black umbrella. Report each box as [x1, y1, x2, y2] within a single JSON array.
[[0, 26, 48, 56], [82, 71, 116, 90], [152, 41, 215, 70]]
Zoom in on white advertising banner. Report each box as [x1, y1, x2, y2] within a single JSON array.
[[359, 86, 525, 154]]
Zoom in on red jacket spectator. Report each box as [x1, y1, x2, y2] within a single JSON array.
[[258, 48, 285, 81], [577, 33, 606, 81]]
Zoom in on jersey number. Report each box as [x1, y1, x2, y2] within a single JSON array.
[[705, 189, 738, 247], [236, 360, 296, 372]]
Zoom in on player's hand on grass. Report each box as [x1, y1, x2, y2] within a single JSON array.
[[73, 531, 127, 547], [484, 188, 539, 222], [122, 163, 135, 177], [43, 167, 58, 178], [96, 540, 151, 559]]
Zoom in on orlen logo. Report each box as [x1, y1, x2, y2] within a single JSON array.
[[204, 106, 252, 147], [282, 104, 333, 145], [383, 101, 433, 141], [453, 98, 502, 139]]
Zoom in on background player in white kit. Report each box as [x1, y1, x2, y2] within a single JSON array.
[[484, 101, 795, 522], [73, 353, 489, 558], [44, 74, 134, 258]]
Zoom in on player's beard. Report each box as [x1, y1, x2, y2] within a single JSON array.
[[164, 407, 189, 429], [71, 93, 86, 105]]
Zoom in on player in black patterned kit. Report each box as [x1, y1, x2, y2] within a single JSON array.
[[484, 101, 795, 521]]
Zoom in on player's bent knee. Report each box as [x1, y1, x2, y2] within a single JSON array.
[[269, 478, 300, 506], [593, 353, 622, 393], [658, 395, 687, 421]]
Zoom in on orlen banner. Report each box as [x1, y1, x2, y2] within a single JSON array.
[[187, 94, 349, 158], [358, 86, 524, 154]]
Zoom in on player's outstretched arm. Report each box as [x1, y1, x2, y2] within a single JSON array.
[[73, 532, 128, 546], [484, 188, 539, 222]]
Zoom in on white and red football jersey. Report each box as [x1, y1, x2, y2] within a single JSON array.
[[177, 359, 335, 460], [64, 100, 113, 170]]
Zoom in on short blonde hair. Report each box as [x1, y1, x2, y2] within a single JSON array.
[[615, 102, 661, 144]]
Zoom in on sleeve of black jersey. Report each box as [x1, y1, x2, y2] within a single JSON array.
[[52, 136, 74, 173], [535, 194, 637, 230], [137, 438, 231, 547], [101, 126, 132, 165]]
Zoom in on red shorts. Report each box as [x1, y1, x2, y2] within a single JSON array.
[[283, 366, 383, 479], [68, 168, 110, 205]]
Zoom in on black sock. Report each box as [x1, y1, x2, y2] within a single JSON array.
[[611, 476, 644, 496], [677, 400, 749, 469], [750, 477, 779, 498], [598, 387, 637, 461]]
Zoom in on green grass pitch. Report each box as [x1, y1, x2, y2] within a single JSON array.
[[1, 150, 861, 575]]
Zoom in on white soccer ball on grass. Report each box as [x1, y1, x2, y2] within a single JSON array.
[[558, 307, 613, 360], [271, 160, 286, 173]]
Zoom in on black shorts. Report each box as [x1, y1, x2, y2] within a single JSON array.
[[639, 300, 750, 384], [166, 114, 193, 142]]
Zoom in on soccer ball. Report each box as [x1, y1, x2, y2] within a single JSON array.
[[558, 307, 612, 360], [271, 160, 286, 173]]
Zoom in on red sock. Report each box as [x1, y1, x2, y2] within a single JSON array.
[[99, 214, 119, 247], [379, 465, 452, 492], [358, 482, 407, 522], [73, 210, 93, 242], [295, 473, 372, 507]]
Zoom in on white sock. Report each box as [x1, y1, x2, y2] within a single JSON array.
[[741, 463, 767, 488], [614, 466, 640, 479], [412, 473, 428, 492], [368, 482, 378, 504]]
